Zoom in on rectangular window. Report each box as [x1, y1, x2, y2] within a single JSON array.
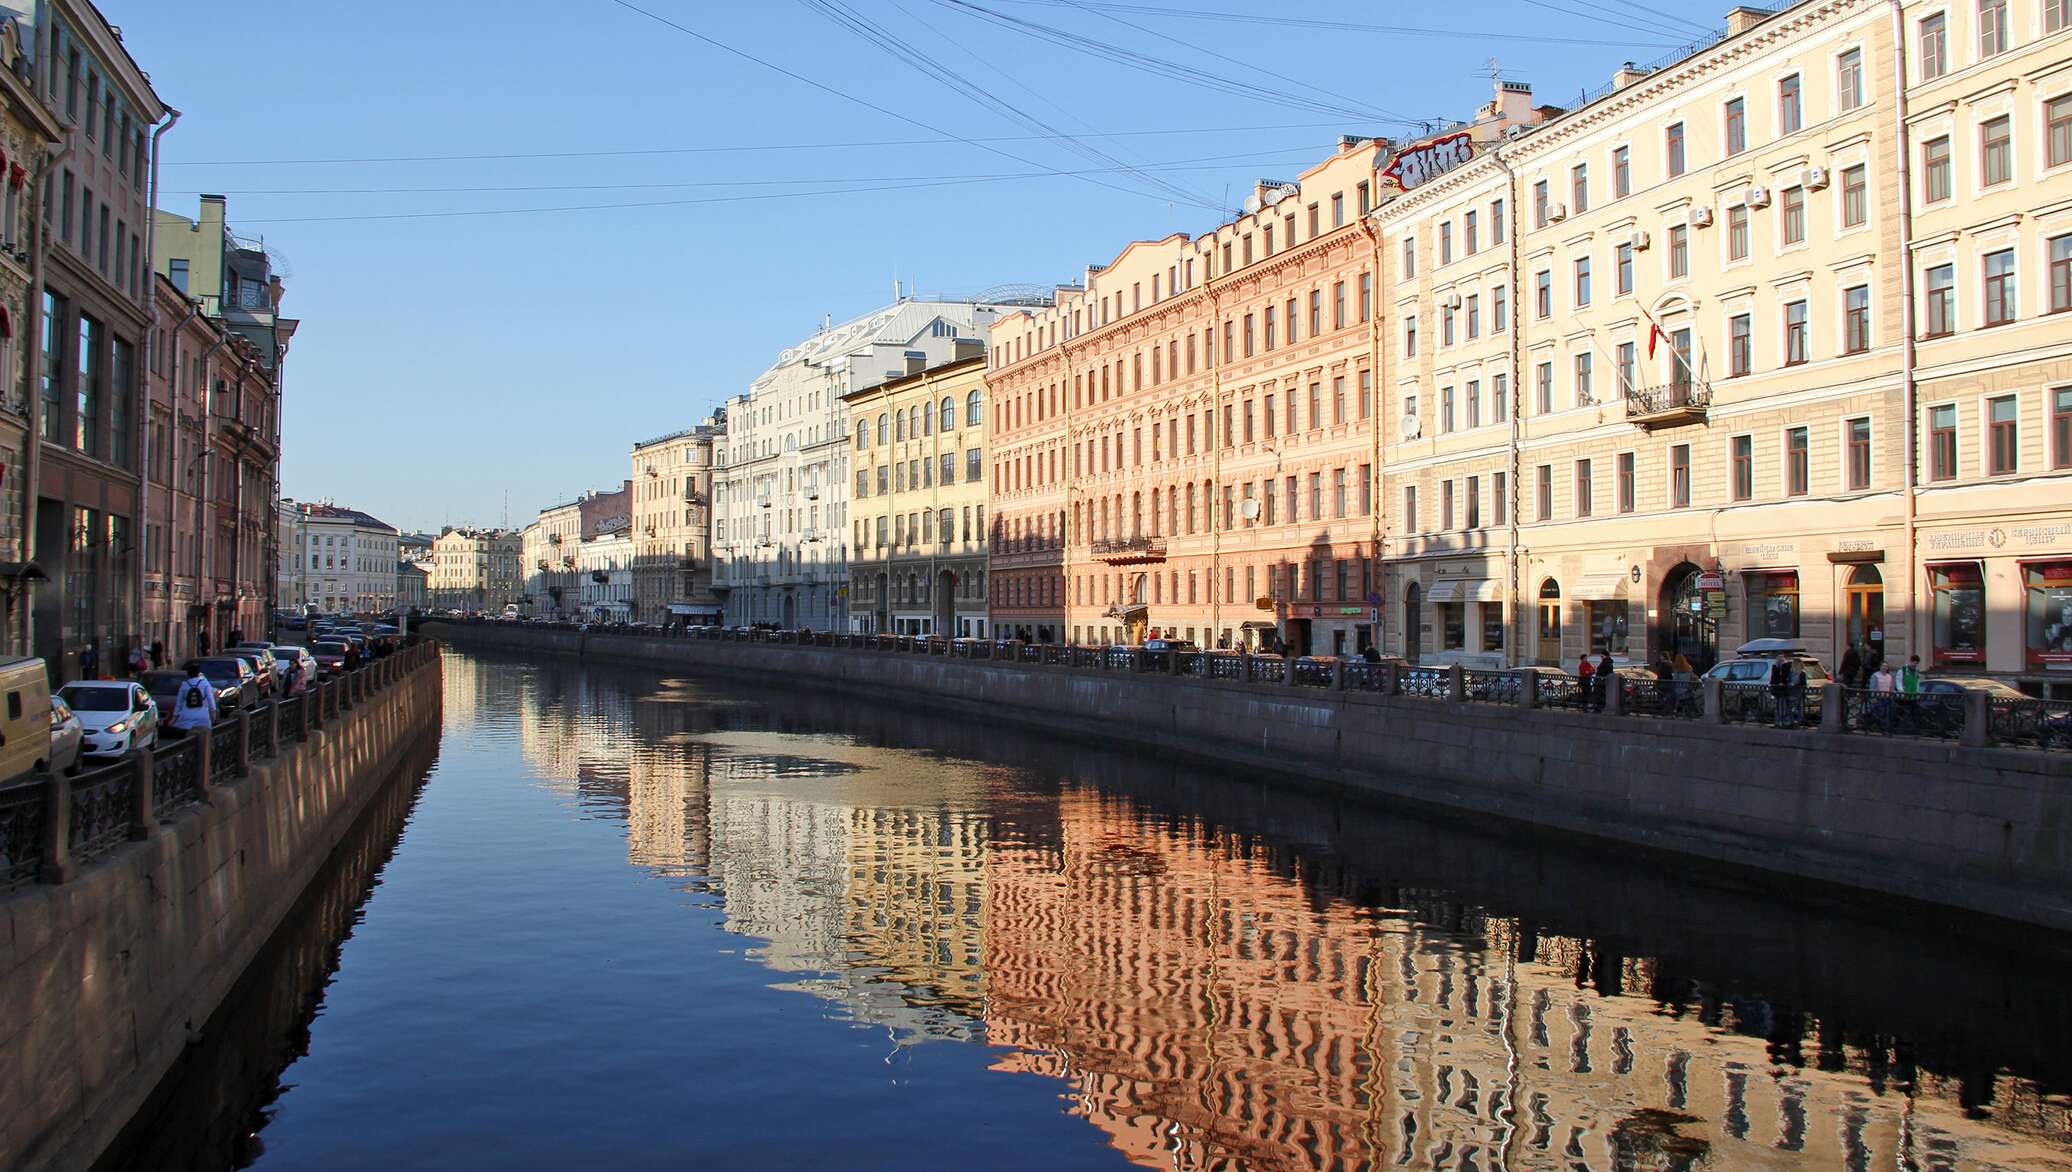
[[1931, 403, 1958, 481], [1845, 285, 1870, 353], [1359, 273, 1372, 322], [1984, 249, 2016, 326], [1666, 122, 1686, 177], [1779, 73, 1802, 134], [1575, 459, 1594, 517], [2053, 387, 2072, 468], [1332, 281, 1346, 329], [1787, 426, 1809, 495], [1616, 243, 1633, 295], [1924, 136, 1951, 202], [1616, 341, 1636, 395], [1837, 49, 1862, 111], [1781, 186, 1805, 245], [1670, 444, 1691, 507], [1842, 165, 1867, 227], [1784, 300, 1809, 365], [1492, 285, 1507, 331], [1669, 224, 1688, 278], [1440, 222, 1453, 265], [1442, 480, 1454, 529], [1989, 394, 2019, 474], [2054, 235, 2072, 313], [1492, 199, 1505, 243], [1465, 209, 1478, 253], [1536, 362, 1553, 414], [1332, 193, 1344, 226], [1441, 386, 1455, 433], [1926, 263, 1956, 335], [1494, 373, 1509, 423], [1405, 315, 1418, 356], [1571, 163, 1589, 214], [1535, 270, 1552, 318], [1730, 313, 1753, 376], [1732, 435, 1753, 501], [1574, 256, 1591, 306], [1919, 14, 1947, 80], [1846, 417, 1872, 489], [1535, 464, 1552, 521], [2051, 0, 2071, 33], [1442, 304, 1455, 347], [1494, 471, 1508, 524], [1403, 486, 1418, 534], [1533, 179, 1549, 227], [75, 315, 97, 456], [1617, 451, 1635, 513], [1980, 0, 2007, 57], [1467, 379, 1481, 429], [1466, 475, 1481, 529], [1466, 294, 1479, 338], [1574, 353, 1594, 405], [1613, 145, 1630, 198], [1982, 116, 2012, 187], [1263, 306, 1276, 350], [2052, 96, 2072, 169], [1724, 98, 1746, 156], [1332, 376, 1347, 425], [1728, 204, 1750, 261]]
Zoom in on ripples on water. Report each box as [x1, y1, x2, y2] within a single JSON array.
[[113, 648, 2072, 1171]]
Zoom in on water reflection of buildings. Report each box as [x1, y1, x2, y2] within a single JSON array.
[[979, 788, 2072, 1172]]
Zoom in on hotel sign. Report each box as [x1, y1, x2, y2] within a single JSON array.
[[1380, 131, 1474, 192]]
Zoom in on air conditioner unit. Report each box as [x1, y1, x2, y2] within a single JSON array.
[[1547, 202, 1569, 222], [1689, 206, 1715, 228], [1444, 291, 1463, 309], [1745, 186, 1772, 208], [804, 488, 820, 501], [1803, 166, 1829, 190], [1630, 229, 1652, 251]]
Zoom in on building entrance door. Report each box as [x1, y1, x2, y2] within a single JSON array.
[[1536, 579, 1562, 666], [1661, 563, 1717, 671], [1845, 564, 1884, 652], [1402, 583, 1422, 662], [935, 570, 955, 634]]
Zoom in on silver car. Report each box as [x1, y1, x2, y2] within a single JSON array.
[[47, 696, 81, 775]]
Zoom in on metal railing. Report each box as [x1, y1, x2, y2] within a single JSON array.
[[1987, 697, 2072, 750], [1536, 673, 1582, 709], [1465, 669, 1522, 704], [152, 738, 203, 818], [68, 763, 135, 865], [1400, 667, 1448, 698], [1624, 676, 1702, 720], [210, 721, 244, 783], [1624, 379, 1711, 420], [0, 781, 46, 889]]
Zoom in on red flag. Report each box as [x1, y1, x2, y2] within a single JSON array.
[[1646, 314, 1666, 359]]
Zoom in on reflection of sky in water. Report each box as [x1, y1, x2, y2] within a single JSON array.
[[228, 646, 2072, 1172]]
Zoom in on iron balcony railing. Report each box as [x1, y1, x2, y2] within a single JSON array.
[[1090, 535, 1167, 562], [1624, 379, 1711, 424]]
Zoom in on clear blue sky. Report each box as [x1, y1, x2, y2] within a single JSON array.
[[108, 0, 1726, 534]]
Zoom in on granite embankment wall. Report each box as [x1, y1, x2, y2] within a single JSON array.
[[432, 622, 2072, 933], [0, 649, 444, 1172]]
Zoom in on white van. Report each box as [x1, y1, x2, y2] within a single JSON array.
[[0, 657, 56, 782]]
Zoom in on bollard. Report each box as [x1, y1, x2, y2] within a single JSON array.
[[300, 688, 312, 740], [1446, 664, 1466, 702], [39, 770, 74, 883], [1167, 650, 1179, 676], [1820, 682, 1844, 733], [267, 700, 282, 758], [129, 746, 159, 839], [1702, 677, 1725, 723], [1282, 655, 1298, 688], [1382, 661, 1401, 696], [236, 710, 252, 777], [194, 731, 214, 803], [1331, 659, 1345, 691], [1518, 667, 1538, 709], [1603, 672, 1624, 716], [1239, 651, 1252, 682], [1961, 690, 1990, 748]]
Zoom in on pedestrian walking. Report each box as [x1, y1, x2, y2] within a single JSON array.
[[79, 638, 99, 680], [1838, 642, 1863, 689], [150, 640, 165, 671], [1576, 654, 1596, 710], [1868, 659, 1898, 730], [1597, 651, 1617, 711], [127, 644, 149, 678], [228, 628, 244, 649], [167, 663, 220, 738], [1900, 654, 1922, 694], [197, 629, 211, 657]]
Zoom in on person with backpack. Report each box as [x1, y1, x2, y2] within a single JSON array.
[[167, 663, 220, 737]]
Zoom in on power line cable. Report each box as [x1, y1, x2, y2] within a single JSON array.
[[976, 0, 1681, 48], [1515, 0, 1699, 41]]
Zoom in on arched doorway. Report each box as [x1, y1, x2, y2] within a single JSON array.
[[1845, 564, 1884, 653], [935, 570, 955, 634], [780, 590, 797, 629], [1537, 579, 1563, 665], [1660, 562, 1717, 671], [1403, 582, 1422, 663]]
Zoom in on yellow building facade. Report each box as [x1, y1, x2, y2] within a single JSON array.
[[847, 356, 991, 636]]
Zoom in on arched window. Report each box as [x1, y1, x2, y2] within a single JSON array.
[[856, 420, 869, 448], [921, 405, 933, 436], [966, 389, 984, 426], [876, 413, 889, 445], [941, 396, 956, 430], [895, 410, 907, 442]]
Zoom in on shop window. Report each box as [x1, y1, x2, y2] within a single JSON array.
[[1929, 562, 1986, 666], [1745, 570, 1800, 640], [1440, 602, 1465, 650], [1587, 600, 1628, 655], [2026, 561, 2072, 668], [1481, 603, 1504, 651]]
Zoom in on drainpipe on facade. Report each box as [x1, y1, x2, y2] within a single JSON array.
[[137, 107, 178, 653], [1491, 145, 1526, 667], [18, 137, 64, 658], [1888, 0, 1920, 664], [1358, 208, 1386, 656], [1206, 276, 1225, 648]]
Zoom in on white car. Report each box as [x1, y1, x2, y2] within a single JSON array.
[[57, 681, 161, 761], [265, 645, 319, 695], [47, 696, 81, 775]]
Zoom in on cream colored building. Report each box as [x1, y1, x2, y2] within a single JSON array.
[[577, 526, 634, 622], [1364, 0, 2072, 692], [846, 355, 991, 636], [430, 527, 521, 613], [630, 419, 723, 627]]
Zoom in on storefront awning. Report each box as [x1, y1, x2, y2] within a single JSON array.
[[1571, 573, 1630, 601], [1424, 579, 1498, 604]]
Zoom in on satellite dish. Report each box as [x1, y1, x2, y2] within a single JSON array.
[[1239, 498, 1262, 521], [1400, 414, 1423, 439]]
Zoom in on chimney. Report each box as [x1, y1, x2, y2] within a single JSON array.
[[1724, 6, 1766, 35], [904, 350, 927, 376], [1493, 80, 1536, 129], [953, 337, 985, 362], [1613, 62, 1652, 90]]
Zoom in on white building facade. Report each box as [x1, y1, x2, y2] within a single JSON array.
[[579, 528, 635, 621], [282, 500, 401, 615], [714, 298, 1013, 629]]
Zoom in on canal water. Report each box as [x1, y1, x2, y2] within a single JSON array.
[[107, 646, 2072, 1170]]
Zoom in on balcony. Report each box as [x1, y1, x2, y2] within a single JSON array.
[[1091, 535, 1167, 565], [1624, 379, 1710, 428]]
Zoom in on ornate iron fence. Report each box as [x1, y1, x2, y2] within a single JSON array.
[[1987, 697, 2072, 749], [1842, 689, 1963, 738], [1625, 676, 1702, 719], [68, 763, 135, 864], [1343, 662, 1386, 691], [152, 738, 203, 818], [1464, 670, 1521, 704], [210, 722, 243, 783], [1250, 657, 1288, 684], [1208, 654, 1243, 680], [0, 779, 47, 889], [1536, 673, 1581, 709], [1400, 667, 1448, 698], [251, 706, 279, 760], [277, 695, 306, 741]]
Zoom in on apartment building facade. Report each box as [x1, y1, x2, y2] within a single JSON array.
[[630, 420, 723, 627], [714, 298, 1009, 631], [1365, 0, 2071, 691], [987, 146, 1393, 655], [522, 483, 630, 620], [281, 500, 398, 616], [0, 20, 61, 657], [846, 355, 991, 636], [430, 528, 521, 613]]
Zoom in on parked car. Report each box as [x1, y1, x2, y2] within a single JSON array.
[[1704, 641, 1830, 724], [140, 670, 191, 714], [310, 642, 351, 676], [47, 696, 81, 775], [0, 656, 55, 782], [226, 650, 277, 699], [56, 680, 160, 760], [192, 657, 256, 711]]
